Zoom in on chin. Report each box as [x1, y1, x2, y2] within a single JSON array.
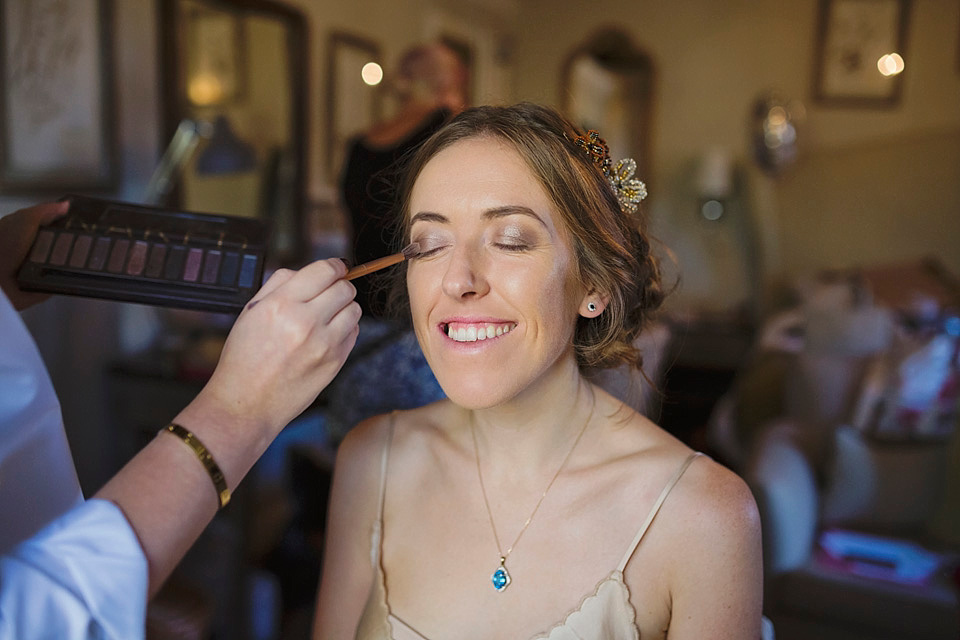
[[431, 365, 525, 410]]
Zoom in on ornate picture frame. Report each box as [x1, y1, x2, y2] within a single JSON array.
[[812, 0, 911, 107], [0, 0, 116, 192]]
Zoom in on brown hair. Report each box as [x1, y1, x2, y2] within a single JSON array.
[[387, 103, 665, 371]]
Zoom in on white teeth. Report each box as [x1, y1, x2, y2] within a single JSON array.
[[446, 323, 515, 342]]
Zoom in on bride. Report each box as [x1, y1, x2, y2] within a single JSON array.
[[313, 103, 763, 639]]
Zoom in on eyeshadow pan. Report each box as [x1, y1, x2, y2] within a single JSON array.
[[88, 237, 112, 271], [29, 230, 56, 263], [183, 248, 204, 282], [69, 235, 93, 268], [49, 232, 75, 266], [164, 245, 187, 280], [145, 244, 167, 279], [201, 250, 222, 284], [238, 254, 258, 288], [107, 239, 130, 273], [219, 252, 240, 286], [126, 241, 149, 276]]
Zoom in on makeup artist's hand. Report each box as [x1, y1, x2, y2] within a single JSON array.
[[183, 258, 362, 440], [95, 257, 361, 596], [0, 201, 69, 310]]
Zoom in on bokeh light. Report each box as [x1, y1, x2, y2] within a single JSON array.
[[878, 53, 905, 77], [361, 62, 383, 86]]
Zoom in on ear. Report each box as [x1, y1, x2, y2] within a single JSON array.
[[579, 290, 610, 318]]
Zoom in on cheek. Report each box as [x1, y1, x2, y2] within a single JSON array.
[[406, 262, 440, 323], [406, 267, 427, 313], [515, 258, 581, 326]]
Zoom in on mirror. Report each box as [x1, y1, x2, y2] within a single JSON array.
[[561, 28, 655, 187], [159, 0, 308, 265]]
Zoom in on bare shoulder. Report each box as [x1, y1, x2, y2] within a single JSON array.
[[593, 388, 760, 542], [314, 412, 402, 638], [658, 454, 763, 601], [338, 401, 460, 480], [663, 452, 761, 547], [335, 412, 394, 479], [626, 450, 764, 637], [597, 384, 758, 534]]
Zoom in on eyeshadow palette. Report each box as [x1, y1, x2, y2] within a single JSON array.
[[17, 195, 268, 313]]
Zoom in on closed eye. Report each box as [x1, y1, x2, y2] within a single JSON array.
[[413, 242, 449, 258], [419, 247, 444, 257], [493, 242, 531, 252]]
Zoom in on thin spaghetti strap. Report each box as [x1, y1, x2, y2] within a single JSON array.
[[369, 412, 398, 568], [376, 411, 398, 522], [617, 452, 703, 572]]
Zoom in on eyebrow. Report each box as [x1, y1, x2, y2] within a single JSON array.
[[410, 206, 547, 228]]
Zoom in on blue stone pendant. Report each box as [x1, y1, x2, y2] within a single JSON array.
[[491, 558, 511, 592]]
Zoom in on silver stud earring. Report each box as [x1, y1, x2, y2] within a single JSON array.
[[587, 302, 597, 313]]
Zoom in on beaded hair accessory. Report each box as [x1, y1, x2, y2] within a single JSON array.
[[567, 129, 648, 214]]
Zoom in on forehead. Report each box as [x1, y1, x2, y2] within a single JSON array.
[[409, 136, 564, 232]]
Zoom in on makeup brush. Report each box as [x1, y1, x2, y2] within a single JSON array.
[[345, 242, 421, 281]]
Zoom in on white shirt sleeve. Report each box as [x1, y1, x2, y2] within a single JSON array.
[[0, 498, 148, 640]]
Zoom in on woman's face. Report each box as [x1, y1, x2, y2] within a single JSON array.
[[406, 136, 587, 408]]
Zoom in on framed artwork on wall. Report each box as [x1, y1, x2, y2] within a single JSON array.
[[183, 3, 245, 107], [325, 32, 382, 181], [812, 0, 911, 107], [0, 0, 116, 192]]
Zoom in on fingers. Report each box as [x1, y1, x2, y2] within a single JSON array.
[[308, 299, 361, 382], [243, 258, 351, 313], [304, 278, 358, 327], [276, 258, 350, 303], [30, 200, 70, 225], [325, 298, 363, 348], [0, 201, 69, 310]]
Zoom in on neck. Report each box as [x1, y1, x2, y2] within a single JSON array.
[[467, 368, 596, 477]]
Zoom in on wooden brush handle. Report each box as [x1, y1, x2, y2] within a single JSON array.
[[345, 252, 405, 280]]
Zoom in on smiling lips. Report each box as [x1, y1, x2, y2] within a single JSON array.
[[444, 321, 517, 343]]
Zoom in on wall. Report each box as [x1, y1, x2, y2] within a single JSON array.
[[512, 0, 960, 314]]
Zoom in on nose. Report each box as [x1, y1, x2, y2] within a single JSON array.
[[441, 244, 489, 301]]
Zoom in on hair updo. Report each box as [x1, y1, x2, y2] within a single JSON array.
[[387, 102, 665, 372]]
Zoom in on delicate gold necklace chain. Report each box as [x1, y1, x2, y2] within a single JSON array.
[[470, 394, 595, 589]]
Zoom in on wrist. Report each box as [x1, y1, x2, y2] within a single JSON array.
[[171, 395, 277, 491], [162, 423, 231, 509]]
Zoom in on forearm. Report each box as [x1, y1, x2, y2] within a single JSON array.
[[97, 259, 359, 597], [94, 394, 276, 597]]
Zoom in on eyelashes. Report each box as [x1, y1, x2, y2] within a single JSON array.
[[493, 241, 531, 252], [411, 239, 532, 257], [416, 244, 447, 258], [411, 235, 449, 257]]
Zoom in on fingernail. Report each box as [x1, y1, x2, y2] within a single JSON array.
[[338, 257, 352, 269]]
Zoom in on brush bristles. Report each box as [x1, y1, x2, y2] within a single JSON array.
[[401, 242, 421, 259]]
